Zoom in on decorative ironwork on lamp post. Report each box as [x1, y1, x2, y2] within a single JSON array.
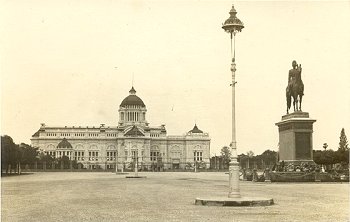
[[222, 4, 244, 198]]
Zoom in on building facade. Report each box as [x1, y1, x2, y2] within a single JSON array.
[[31, 87, 210, 170]]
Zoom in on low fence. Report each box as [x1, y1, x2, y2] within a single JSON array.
[[1, 162, 227, 174], [269, 171, 349, 182]]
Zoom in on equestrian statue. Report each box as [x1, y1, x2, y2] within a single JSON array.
[[286, 60, 304, 114]]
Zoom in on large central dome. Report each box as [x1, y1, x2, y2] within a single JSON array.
[[120, 87, 146, 107]]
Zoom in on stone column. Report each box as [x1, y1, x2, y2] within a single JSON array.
[[242, 168, 247, 181], [134, 157, 138, 177], [15, 163, 18, 174], [314, 172, 321, 182], [252, 169, 258, 182], [264, 168, 271, 182]]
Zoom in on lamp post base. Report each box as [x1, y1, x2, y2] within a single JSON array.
[[195, 196, 274, 207], [125, 176, 147, 179], [228, 162, 241, 198]]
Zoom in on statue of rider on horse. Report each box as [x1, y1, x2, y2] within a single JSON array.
[[286, 60, 304, 114]]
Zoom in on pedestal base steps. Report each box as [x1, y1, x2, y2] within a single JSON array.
[[115, 172, 128, 175], [195, 196, 274, 207], [125, 176, 147, 178]]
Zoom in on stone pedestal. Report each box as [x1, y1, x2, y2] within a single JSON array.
[[275, 112, 316, 164], [264, 168, 271, 182]]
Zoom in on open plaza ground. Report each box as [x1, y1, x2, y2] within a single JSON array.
[[1, 172, 349, 222]]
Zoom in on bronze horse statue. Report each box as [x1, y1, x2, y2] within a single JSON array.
[[286, 62, 304, 114]]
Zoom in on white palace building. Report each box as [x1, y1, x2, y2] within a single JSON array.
[[31, 87, 210, 170]]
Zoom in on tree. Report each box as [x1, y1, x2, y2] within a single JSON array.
[[246, 151, 254, 169], [338, 128, 349, 151], [1, 135, 19, 174], [238, 153, 247, 169], [19, 143, 39, 165], [258, 150, 277, 169], [336, 128, 349, 165], [323, 143, 328, 151], [220, 146, 231, 169], [313, 149, 338, 166], [39, 153, 54, 163]]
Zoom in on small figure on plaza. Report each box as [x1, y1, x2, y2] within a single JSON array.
[[286, 60, 304, 114]]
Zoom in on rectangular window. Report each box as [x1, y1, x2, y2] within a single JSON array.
[[89, 151, 98, 161], [106, 151, 116, 161], [194, 151, 203, 161], [131, 151, 137, 161], [75, 151, 84, 161], [150, 151, 160, 161]]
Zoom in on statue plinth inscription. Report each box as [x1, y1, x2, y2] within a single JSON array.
[[276, 111, 316, 164]]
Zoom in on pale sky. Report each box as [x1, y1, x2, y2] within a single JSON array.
[[1, 0, 350, 156]]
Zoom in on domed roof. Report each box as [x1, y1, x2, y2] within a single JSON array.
[[189, 124, 203, 133], [120, 87, 146, 108], [57, 138, 73, 148]]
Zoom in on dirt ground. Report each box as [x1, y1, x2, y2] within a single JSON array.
[[1, 172, 349, 222]]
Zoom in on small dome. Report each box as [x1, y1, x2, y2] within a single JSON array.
[[57, 138, 73, 148], [120, 87, 146, 108], [189, 124, 203, 133]]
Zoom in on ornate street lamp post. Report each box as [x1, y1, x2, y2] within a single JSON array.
[[222, 4, 244, 198], [195, 4, 273, 206]]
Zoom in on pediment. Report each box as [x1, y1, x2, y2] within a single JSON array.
[[124, 125, 145, 137]]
